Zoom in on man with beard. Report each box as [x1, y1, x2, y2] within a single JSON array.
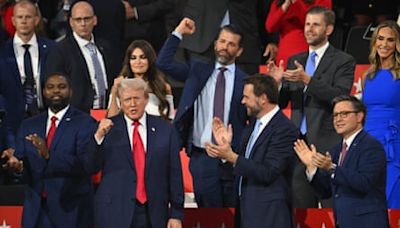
[[156, 17, 248, 207], [205, 74, 298, 227], [1, 73, 97, 228], [267, 6, 356, 208]]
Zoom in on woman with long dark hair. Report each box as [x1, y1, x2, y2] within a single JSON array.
[[107, 40, 174, 120]]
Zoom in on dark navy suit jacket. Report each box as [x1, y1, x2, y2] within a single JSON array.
[[15, 107, 97, 228], [0, 37, 54, 134], [311, 130, 389, 228], [83, 114, 184, 228], [234, 110, 298, 227], [156, 34, 248, 155]]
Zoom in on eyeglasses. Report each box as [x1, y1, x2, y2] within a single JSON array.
[[333, 111, 358, 119], [71, 16, 94, 24]]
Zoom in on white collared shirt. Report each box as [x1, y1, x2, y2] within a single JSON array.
[[252, 105, 280, 140], [308, 41, 330, 69], [124, 113, 147, 152], [192, 62, 236, 148], [13, 34, 42, 107], [72, 32, 108, 108], [46, 105, 70, 135]]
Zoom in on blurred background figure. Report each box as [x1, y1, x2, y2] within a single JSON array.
[[107, 40, 174, 120], [265, 0, 332, 68], [122, 0, 175, 53], [178, 0, 273, 75], [362, 20, 400, 209]]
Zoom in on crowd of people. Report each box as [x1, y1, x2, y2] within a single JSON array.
[[0, 0, 399, 227]]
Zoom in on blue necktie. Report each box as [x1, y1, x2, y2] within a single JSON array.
[[300, 51, 317, 135], [86, 42, 106, 108], [239, 120, 262, 195]]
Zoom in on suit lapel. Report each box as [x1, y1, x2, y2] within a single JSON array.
[[4, 40, 23, 88], [313, 45, 334, 78], [49, 107, 73, 150], [113, 114, 135, 169], [145, 115, 157, 174], [247, 111, 282, 159], [37, 38, 49, 84], [342, 130, 365, 167]]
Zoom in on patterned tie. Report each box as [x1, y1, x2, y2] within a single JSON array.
[[339, 142, 348, 166], [85, 42, 106, 108], [300, 51, 317, 135], [46, 116, 58, 148], [133, 121, 147, 203], [22, 44, 39, 115], [239, 120, 262, 195]]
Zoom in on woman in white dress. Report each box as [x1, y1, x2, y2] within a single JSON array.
[[107, 40, 174, 120]]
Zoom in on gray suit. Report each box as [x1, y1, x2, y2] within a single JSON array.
[[279, 44, 356, 207]]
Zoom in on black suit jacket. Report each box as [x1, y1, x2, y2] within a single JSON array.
[[280, 45, 356, 152], [44, 35, 118, 113]]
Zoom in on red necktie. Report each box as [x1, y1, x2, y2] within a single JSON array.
[[339, 142, 348, 166], [133, 121, 147, 203], [46, 116, 58, 148]]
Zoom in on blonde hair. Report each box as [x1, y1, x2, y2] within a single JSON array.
[[367, 20, 400, 80]]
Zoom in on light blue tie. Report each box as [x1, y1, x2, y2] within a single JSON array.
[[300, 51, 317, 135], [239, 119, 262, 195], [86, 42, 106, 108]]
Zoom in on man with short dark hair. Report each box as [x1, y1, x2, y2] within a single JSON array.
[[2, 73, 97, 228], [156, 17, 249, 207], [268, 6, 356, 207], [294, 95, 389, 227], [205, 74, 298, 227]]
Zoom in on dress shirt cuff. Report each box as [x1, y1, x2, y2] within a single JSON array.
[[172, 31, 183, 40], [133, 7, 138, 20], [95, 135, 104, 145], [305, 167, 317, 182]]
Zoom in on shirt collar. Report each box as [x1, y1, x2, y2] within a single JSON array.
[[13, 33, 38, 47], [47, 105, 70, 121], [309, 41, 329, 59], [215, 62, 235, 74], [343, 128, 363, 148], [73, 31, 95, 48], [258, 105, 280, 127], [124, 112, 147, 128]]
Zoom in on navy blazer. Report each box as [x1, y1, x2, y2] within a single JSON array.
[[234, 110, 298, 227], [0, 37, 54, 134], [14, 107, 97, 228], [156, 34, 248, 154], [312, 130, 389, 228], [83, 114, 184, 228], [44, 35, 118, 113]]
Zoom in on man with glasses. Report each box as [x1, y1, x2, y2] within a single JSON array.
[[45, 0, 118, 113], [294, 95, 389, 227], [267, 6, 356, 208]]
